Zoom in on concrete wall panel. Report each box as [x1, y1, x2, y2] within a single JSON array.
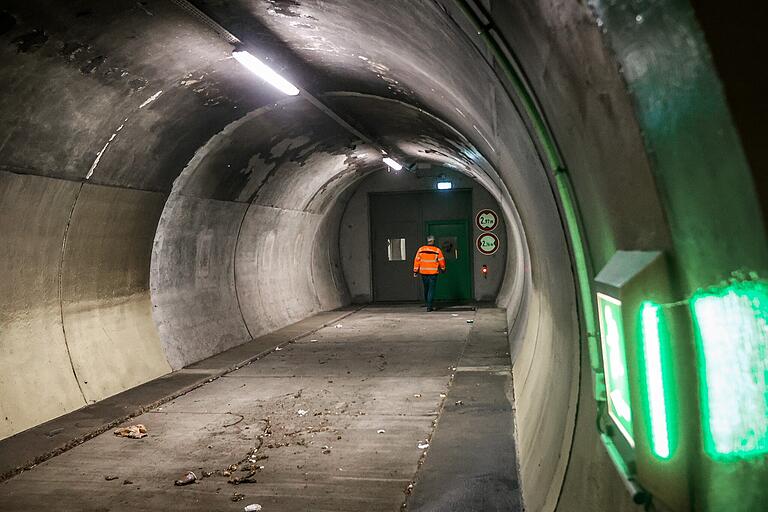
[[61, 184, 171, 403], [150, 195, 250, 369], [235, 205, 327, 337], [311, 201, 352, 311], [0, 172, 85, 440]]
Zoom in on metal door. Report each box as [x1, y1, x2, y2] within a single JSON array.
[[370, 190, 472, 302], [370, 194, 420, 301], [426, 220, 472, 302]]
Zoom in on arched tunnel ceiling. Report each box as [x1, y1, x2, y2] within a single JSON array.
[[0, 0, 674, 269], [0, 0, 510, 195], [174, 92, 501, 214]]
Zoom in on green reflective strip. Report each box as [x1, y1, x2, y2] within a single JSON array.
[[555, 172, 597, 340], [691, 281, 768, 460]]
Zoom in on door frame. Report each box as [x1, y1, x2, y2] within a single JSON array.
[[368, 188, 473, 303]]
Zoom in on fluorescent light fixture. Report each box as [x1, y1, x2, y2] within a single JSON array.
[[640, 302, 672, 459], [232, 50, 300, 96], [382, 157, 403, 171], [437, 181, 453, 190]]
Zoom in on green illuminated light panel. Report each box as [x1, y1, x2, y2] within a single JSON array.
[[640, 302, 673, 459], [691, 281, 768, 461], [597, 293, 634, 446]]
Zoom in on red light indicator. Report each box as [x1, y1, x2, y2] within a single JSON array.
[[481, 265, 488, 278]]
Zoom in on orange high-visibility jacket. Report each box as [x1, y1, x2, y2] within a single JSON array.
[[413, 245, 446, 275]]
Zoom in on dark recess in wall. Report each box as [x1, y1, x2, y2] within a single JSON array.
[[692, 0, 768, 226]]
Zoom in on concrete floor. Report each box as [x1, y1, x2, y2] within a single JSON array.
[[0, 306, 520, 511]]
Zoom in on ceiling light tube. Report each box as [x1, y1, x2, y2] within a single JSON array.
[[383, 157, 403, 171], [232, 50, 300, 96]]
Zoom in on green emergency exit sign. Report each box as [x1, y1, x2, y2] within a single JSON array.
[[597, 292, 635, 447]]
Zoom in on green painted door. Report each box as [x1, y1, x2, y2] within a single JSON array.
[[426, 220, 472, 302]]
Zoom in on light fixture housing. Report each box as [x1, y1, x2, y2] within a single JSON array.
[[382, 157, 403, 171], [232, 50, 300, 96], [437, 181, 453, 190]]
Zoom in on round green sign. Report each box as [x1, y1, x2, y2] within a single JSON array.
[[475, 209, 499, 232], [476, 233, 499, 255]]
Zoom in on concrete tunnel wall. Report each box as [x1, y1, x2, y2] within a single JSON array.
[[150, 100, 359, 368], [2, 1, 761, 511]]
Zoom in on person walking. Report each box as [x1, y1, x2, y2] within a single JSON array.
[[413, 235, 446, 312]]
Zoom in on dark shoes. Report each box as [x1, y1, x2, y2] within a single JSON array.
[[426, 307, 433, 312]]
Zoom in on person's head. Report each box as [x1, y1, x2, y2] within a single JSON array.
[[426, 235, 436, 245]]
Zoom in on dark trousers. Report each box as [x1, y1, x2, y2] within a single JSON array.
[[421, 274, 438, 309]]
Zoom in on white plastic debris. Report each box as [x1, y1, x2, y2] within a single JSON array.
[[417, 441, 430, 449], [335, 324, 343, 328], [174, 471, 197, 486], [310, 339, 318, 342], [244, 505, 262, 512], [377, 429, 386, 434], [451, 313, 459, 317], [297, 409, 308, 417], [274, 346, 283, 351], [466, 319, 474, 324], [439, 393, 447, 398], [413, 393, 422, 398]]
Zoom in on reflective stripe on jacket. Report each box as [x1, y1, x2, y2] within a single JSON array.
[[413, 245, 446, 275]]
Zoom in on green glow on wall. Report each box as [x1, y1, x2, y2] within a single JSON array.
[[597, 293, 634, 446], [691, 281, 768, 460], [639, 302, 673, 459]]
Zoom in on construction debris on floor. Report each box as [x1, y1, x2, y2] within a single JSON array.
[[113, 424, 148, 439]]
